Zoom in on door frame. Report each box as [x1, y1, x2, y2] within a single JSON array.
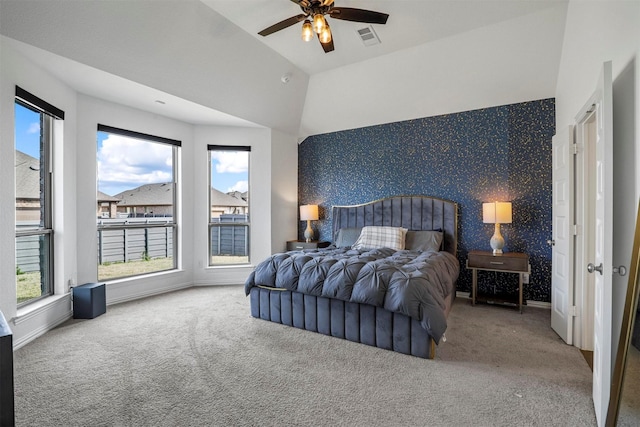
[[574, 109, 597, 350]]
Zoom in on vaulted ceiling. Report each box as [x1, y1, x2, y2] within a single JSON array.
[[203, 0, 565, 75], [0, 0, 568, 138]]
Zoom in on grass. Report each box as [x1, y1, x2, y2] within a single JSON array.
[[17, 258, 175, 303], [16, 271, 43, 304], [98, 257, 174, 281], [210, 255, 249, 265], [17, 256, 250, 303]]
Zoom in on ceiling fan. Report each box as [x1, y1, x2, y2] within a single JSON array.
[[258, 0, 389, 53]]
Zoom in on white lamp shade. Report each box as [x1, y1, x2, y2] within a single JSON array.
[[482, 202, 512, 224], [300, 204, 319, 221]]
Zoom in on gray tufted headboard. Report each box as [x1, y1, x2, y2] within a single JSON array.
[[331, 195, 458, 256]]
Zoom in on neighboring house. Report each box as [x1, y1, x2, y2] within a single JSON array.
[[18, 150, 121, 220], [15, 150, 40, 224], [211, 188, 247, 218], [97, 191, 120, 218], [227, 190, 248, 202], [110, 183, 247, 218], [113, 183, 174, 217]]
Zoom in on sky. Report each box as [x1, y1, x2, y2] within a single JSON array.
[[210, 151, 249, 195], [97, 132, 174, 196], [15, 102, 248, 197], [14, 103, 40, 159]]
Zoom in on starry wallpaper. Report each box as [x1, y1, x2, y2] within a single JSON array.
[[298, 98, 555, 303]]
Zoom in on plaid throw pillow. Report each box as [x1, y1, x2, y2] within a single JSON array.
[[352, 226, 408, 251]]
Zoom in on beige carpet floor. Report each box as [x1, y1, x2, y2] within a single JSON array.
[[13, 286, 598, 426]]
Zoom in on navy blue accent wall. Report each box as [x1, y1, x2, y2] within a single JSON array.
[[298, 98, 555, 302]]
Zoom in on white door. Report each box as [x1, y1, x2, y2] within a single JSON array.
[[586, 61, 613, 427], [551, 125, 575, 344]]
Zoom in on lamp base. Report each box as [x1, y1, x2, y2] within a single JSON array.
[[490, 223, 505, 254], [304, 220, 314, 243]]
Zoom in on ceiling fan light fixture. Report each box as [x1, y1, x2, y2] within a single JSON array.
[[257, 0, 389, 54], [301, 19, 313, 42], [319, 24, 332, 44], [313, 13, 326, 34]]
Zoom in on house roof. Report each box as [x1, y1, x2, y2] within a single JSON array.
[[17, 156, 245, 208], [111, 184, 246, 208], [211, 188, 247, 207], [97, 191, 120, 202], [15, 150, 40, 200], [226, 190, 248, 202], [114, 183, 173, 207]]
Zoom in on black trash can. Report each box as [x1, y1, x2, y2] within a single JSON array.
[[72, 283, 106, 319]]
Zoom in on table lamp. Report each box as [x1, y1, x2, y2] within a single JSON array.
[[482, 201, 512, 254], [300, 204, 319, 242]]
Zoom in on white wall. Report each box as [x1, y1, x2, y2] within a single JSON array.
[[0, 39, 77, 331], [300, 3, 567, 137], [555, 0, 640, 372], [1, 39, 298, 348], [269, 129, 299, 254]]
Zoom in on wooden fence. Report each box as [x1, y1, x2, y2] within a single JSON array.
[[98, 226, 174, 264], [16, 215, 248, 272], [15, 234, 42, 273], [210, 214, 249, 256]]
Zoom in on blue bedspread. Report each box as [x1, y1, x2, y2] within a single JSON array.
[[245, 247, 460, 343]]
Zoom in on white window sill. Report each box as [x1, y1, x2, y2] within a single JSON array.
[[14, 294, 70, 325], [102, 268, 185, 286], [206, 264, 255, 270]]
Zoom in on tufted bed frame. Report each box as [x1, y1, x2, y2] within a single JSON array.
[[249, 195, 458, 359]]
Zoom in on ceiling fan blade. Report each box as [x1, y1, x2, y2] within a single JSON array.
[[258, 14, 307, 37], [318, 34, 334, 53], [328, 7, 389, 25]]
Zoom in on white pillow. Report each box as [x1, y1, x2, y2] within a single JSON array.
[[352, 226, 408, 251]]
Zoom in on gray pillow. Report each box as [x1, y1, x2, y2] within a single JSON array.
[[405, 230, 443, 252], [335, 227, 363, 248]]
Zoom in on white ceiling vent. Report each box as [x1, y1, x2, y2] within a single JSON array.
[[356, 26, 381, 46]]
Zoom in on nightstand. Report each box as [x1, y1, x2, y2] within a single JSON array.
[[286, 240, 330, 251], [466, 250, 530, 313]]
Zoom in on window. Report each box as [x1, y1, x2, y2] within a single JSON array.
[[15, 87, 64, 306], [97, 125, 180, 281], [208, 145, 250, 265]]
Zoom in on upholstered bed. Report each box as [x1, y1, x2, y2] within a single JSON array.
[[245, 196, 459, 359]]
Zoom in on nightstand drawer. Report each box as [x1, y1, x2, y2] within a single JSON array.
[[467, 251, 529, 272], [286, 240, 329, 251]]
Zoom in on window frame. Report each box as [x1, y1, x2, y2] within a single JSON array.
[[208, 145, 251, 266], [15, 87, 63, 307], [96, 124, 181, 281]]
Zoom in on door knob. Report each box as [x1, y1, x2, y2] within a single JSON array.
[[613, 266, 627, 276], [587, 263, 603, 275], [547, 239, 555, 246]]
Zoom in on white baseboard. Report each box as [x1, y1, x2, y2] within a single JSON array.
[[526, 300, 551, 309], [106, 281, 193, 306], [456, 291, 551, 309], [13, 295, 72, 350]]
